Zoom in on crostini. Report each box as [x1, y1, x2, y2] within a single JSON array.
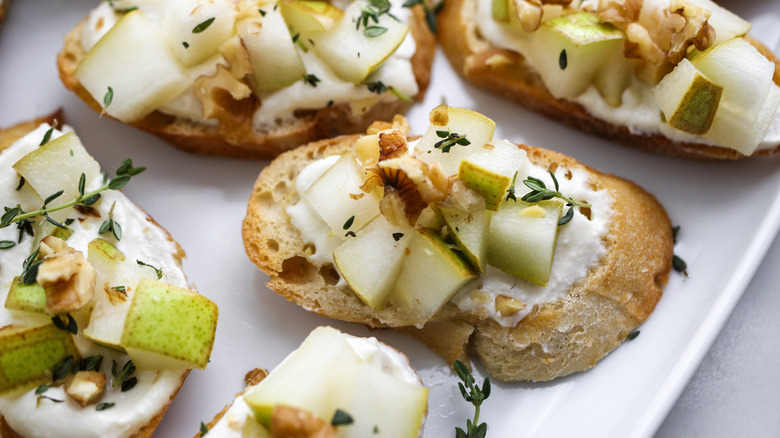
[[242, 105, 673, 381], [0, 118, 218, 437], [58, 0, 435, 159], [438, 0, 780, 159], [200, 326, 428, 438]]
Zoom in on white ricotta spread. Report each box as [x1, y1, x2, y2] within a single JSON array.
[[288, 146, 614, 327], [473, 0, 780, 151], [205, 329, 420, 437], [0, 125, 188, 438], [81, 0, 419, 128]]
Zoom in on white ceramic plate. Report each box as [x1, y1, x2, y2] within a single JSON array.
[[1, 1, 779, 437]]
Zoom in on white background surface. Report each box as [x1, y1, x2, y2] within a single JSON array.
[[1, 1, 779, 437]]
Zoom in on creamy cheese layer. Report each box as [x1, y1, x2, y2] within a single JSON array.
[[0, 125, 188, 438], [81, 0, 419, 128], [287, 147, 613, 327], [473, 0, 780, 151], [206, 329, 421, 437]]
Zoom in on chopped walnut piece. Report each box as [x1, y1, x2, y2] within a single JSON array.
[[378, 129, 408, 161], [194, 64, 259, 144], [220, 35, 252, 79], [624, 22, 674, 84], [598, 0, 641, 31], [429, 104, 449, 126], [244, 368, 269, 387], [495, 295, 526, 316], [65, 371, 106, 407], [511, 0, 543, 32], [667, 0, 714, 63], [37, 236, 96, 315], [355, 134, 381, 167], [269, 405, 337, 438]]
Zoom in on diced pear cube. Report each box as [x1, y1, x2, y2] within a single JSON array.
[[311, 1, 408, 83], [389, 229, 478, 324], [457, 139, 528, 210], [239, 9, 306, 92], [280, 1, 344, 36], [12, 132, 101, 205], [438, 206, 491, 273], [487, 199, 563, 286], [416, 106, 497, 176], [333, 215, 411, 309], [75, 10, 190, 122], [0, 323, 80, 395], [120, 278, 218, 370], [162, 0, 237, 67], [302, 154, 380, 233], [654, 58, 722, 135], [4, 277, 47, 316]]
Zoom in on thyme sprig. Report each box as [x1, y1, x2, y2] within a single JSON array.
[[434, 129, 470, 153], [454, 360, 490, 438], [99, 203, 122, 240], [521, 171, 591, 226], [0, 159, 145, 232], [111, 359, 137, 392], [356, 0, 397, 37]]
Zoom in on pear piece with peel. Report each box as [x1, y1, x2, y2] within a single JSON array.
[[302, 153, 380, 233], [4, 277, 47, 316], [0, 323, 80, 395], [311, 1, 408, 83], [654, 58, 723, 135], [333, 215, 411, 309], [13, 132, 100, 206], [75, 10, 190, 122], [389, 229, 478, 324], [280, 1, 344, 36], [416, 105, 497, 176], [487, 199, 563, 286], [492, 0, 509, 21], [120, 278, 218, 370], [162, 0, 237, 67], [438, 206, 491, 273], [243, 326, 428, 438], [87, 238, 126, 280], [239, 8, 306, 92], [530, 12, 625, 99], [457, 139, 528, 210]]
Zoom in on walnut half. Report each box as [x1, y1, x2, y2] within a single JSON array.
[[37, 236, 96, 315]]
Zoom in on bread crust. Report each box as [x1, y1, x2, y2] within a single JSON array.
[[436, 0, 780, 160], [57, 6, 435, 159], [0, 0, 8, 28], [242, 133, 673, 381]]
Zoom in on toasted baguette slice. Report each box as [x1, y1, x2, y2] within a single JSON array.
[[199, 327, 427, 438], [437, 0, 780, 160], [242, 116, 673, 382], [0, 0, 8, 27], [57, 2, 435, 159], [0, 118, 212, 437]]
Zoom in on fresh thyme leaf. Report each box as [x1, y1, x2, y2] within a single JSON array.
[[136, 260, 163, 279], [453, 360, 490, 438], [626, 330, 640, 340], [672, 225, 680, 243], [39, 121, 57, 146], [292, 32, 300, 43], [2, 206, 21, 227], [366, 80, 388, 94], [672, 255, 687, 273], [200, 422, 209, 436], [81, 355, 104, 372], [392, 232, 404, 241], [0, 240, 15, 249], [505, 172, 518, 202], [121, 376, 138, 392], [112, 285, 126, 293], [104, 86, 114, 110], [16, 176, 25, 191], [559, 49, 567, 70], [364, 25, 387, 37], [35, 384, 49, 395], [52, 314, 78, 335], [331, 409, 354, 426], [302, 73, 321, 87], [192, 17, 215, 33], [558, 206, 574, 226], [78, 173, 86, 197], [345, 231, 357, 237], [343, 215, 356, 230], [258, 8, 266, 16], [44, 214, 67, 230], [112, 359, 137, 390], [433, 130, 470, 153], [21, 259, 42, 285], [96, 402, 115, 411], [53, 355, 75, 381], [182, 41, 190, 48], [99, 207, 122, 240], [43, 190, 64, 208]]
